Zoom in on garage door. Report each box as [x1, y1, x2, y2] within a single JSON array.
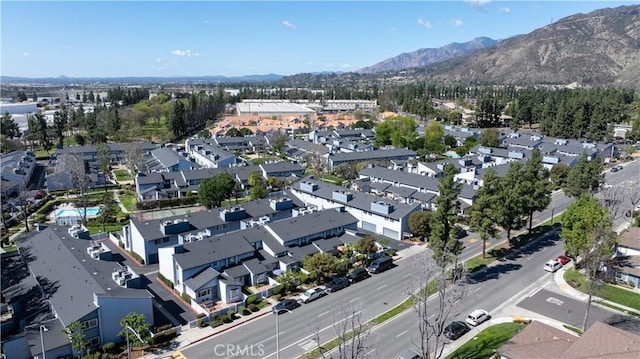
[[382, 227, 399, 240], [362, 221, 376, 232]]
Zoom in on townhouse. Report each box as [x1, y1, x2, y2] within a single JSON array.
[[327, 148, 416, 170], [157, 209, 358, 312], [289, 176, 421, 241], [184, 138, 238, 168], [1, 151, 36, 199], [5, 224, 153, 358]]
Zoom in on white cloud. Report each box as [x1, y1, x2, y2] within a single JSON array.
[[340, 64, 353, 68], [282, 20, 296, 29], [23, 52, 29, 56], [465, 0, 491, 10], [171, 50, 200, 57], [499, 7, 510, 14], [417, 18, 432, 29], [451, 19, 463, 27]]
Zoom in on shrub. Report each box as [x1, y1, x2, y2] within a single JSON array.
[[181, 293, 192, 304], [248, 303, 258, 312], [152, 329, 177, 345], [211, 319, 223, 328], [156, 324, 172, 332], [272, 294, 281, 302], [256, 300, 269, 309], [272, 285, 284, 295], [246, 295, 258, 305], [102, 342, 116, 354], [157, 273, 174, 289], [118, 241, 125, 249], [222, 313, 234, 323]]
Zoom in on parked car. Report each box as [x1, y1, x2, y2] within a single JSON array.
[[300, 287, 327, 303], [398, 349, 421, 359], [444, 321, 470, 340], [465, 309, 490, 326], [325, 276, 350, 292], [367, 256, 394, 274], [272, 299, 299, 314], [544, 260, 562, 272], [555, 255, 571, 265], [347, 267, 370, 283], [613, 164, 624, 171], [454, 226, 468, 239]]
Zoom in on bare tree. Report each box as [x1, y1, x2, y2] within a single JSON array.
[[312, 302, 373, 359], [598, 185, 628, 224], [15, 184, 31, 232], [57, 150, 93, 226], [407, 253, 468, 359], [305, 152, 329, 177], [124, 142, 147, 176]]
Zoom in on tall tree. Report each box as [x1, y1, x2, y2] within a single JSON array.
[[408, 211, 433, 240], [96, 143, 112, 192], [118, 312, 151, 348], [494, 161, 527, 244], [58, 151, 93, 226], [407, 253, 467, 359], [65, 321, 89, 358], [53, 109, 68, 148], [302, 252, 339, 283], [169, 100, 187, 140], [564, 153, 604, 198], [522, 149, 552, 230], [478, 128, 500, 147], [199, 173, 236, 208], [357, 236, 378, 264], [561, 196, 616, 331], [1, 112, 21, 139], [469, 168, 501, 259], [429, 164, 463, 268]]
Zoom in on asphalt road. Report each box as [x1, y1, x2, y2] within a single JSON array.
[[517, 288, 640, 335], [178, 159, 638, 359], [369, 228, 567, 359]]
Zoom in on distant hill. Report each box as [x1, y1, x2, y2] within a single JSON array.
[[416, 4, 640, 88], [0, 74, 284, 85], [357, 37, 497, 74]]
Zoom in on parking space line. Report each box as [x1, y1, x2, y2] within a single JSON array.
[[397, 330, 407, 337]]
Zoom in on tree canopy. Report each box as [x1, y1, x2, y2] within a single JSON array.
[[564, 153, 604, 198], [429, 164, 463, 267], [198, 173, 236, 208]]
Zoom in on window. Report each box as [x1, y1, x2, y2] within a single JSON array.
[[198, 289, 211, 297], [81, 318, 98, 329], [85, 336, 100, 348]]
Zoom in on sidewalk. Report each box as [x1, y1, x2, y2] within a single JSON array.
[[554, 263, 640, 316], [141, 301, 276, 358]]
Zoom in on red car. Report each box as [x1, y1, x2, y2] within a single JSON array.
[[555, 255, 571, 265]]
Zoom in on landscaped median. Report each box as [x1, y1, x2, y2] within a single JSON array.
[[298, 225, 560, 359], [563, 269, 640, 313]]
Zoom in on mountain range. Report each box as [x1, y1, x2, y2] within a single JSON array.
[[356, 37, 498, 74], [3, 5, 639, 89]]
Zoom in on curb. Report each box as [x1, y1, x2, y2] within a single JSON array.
[[185, 310, 273, 348]]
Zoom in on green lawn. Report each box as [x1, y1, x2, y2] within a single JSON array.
[[119, 194, 136, 211], [446, 323, 526, 359], [113, 169, 132, 181], [564, 269, 640, 310], [86, 224, 124, 235]]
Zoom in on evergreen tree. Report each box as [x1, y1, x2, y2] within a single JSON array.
[[53, 109, 68, 148], [564, 153, 604, 198], [169, 100, 187, 140], [429, 164, 463, 268], [521, 149, 552, 230], [469, 168, 500, 259], [1, 112, 21, 139], [494, 161, 527, 244]]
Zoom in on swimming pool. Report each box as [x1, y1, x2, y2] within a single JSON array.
[[55, 206, 102, 218]]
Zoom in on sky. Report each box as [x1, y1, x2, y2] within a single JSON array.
[[1, 1, 637, 78]]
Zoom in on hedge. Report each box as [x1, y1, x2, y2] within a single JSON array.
[[136, 196, 199, 210]]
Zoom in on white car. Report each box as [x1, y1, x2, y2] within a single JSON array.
[[299, 287, 327, 303], [465, 309, 490, 326], [544, 260, 562, 272]]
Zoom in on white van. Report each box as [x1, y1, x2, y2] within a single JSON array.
[[544, 260, 561, 272]]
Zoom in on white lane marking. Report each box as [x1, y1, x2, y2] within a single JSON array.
[[349, 296, 360, 303], [377, 284, 387, 290], [397, 330, 407, 337], [528, 281, 550, 298]]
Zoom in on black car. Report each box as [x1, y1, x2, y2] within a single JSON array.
[[347, 267, 370, 283], [325, 276, 350, 292], [272, 299, 299, 314], [444, 321, 470, 340]]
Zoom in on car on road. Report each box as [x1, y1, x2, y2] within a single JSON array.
[[398, 349, 421, 359], [611, 164, 623, 172], [444, 321, 470, 340], [544, 260, 562, 272], [367, 256, 394, 274], [299, 287, 327, 303], [555, 255, 571, 265], [465, 309, 490, 326], [324, 276, 350, 292], [272, 299, 299, 314], [347, 267, 370, 283]]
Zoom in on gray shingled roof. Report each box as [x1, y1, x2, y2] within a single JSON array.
[[360, 166, 441, 193], [173, 233, 256, 270], [288, 244, 321, 262], [329, 148, 416, 163], [242, 258, 269, 275], [14, 226, 150, 326], [224, 264, 250, 279], [313, 236, 344, 252], [184, 267, 220, 291], [292, 177, 421, 220], [266, 209, 358, 243]]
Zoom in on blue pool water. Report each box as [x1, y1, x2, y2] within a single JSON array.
[[55, 206, 102, 218]]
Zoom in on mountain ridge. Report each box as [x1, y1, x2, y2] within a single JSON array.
[[357, 36, 498, 74]]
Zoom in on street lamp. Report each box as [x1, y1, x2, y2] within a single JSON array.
[[274, 308, 292, 359], [124, 324, 146, 359], [40, 325, 48, 359]]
